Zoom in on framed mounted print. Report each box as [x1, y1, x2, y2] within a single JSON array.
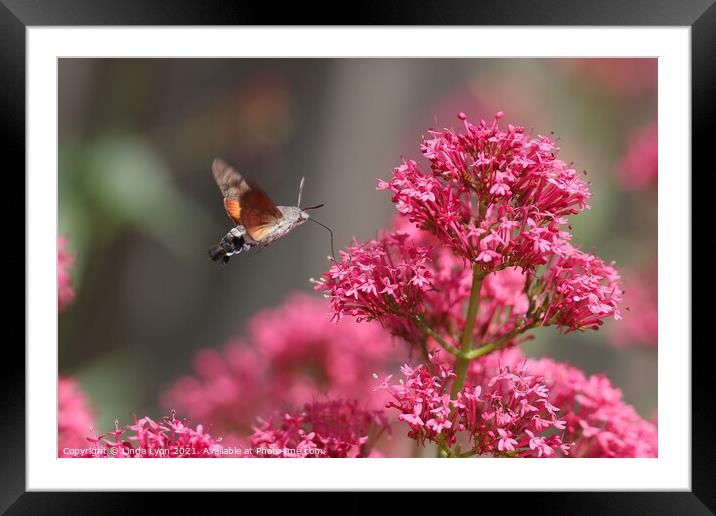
[[5, 0, 711, 511]]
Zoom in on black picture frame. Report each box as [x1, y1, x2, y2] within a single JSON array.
[[5, 1, 710, 512]]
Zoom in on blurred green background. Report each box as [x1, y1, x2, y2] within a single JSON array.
[[59, 58, 657, 432]]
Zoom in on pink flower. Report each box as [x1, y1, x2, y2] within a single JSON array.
[[378, 112, 591, 272], [469, 348, 658, 457], [58, 377, 95, 457], [618, 120, 658, 191], [417, 256, 534, 352], [318, 220, 537, 354], [608, 266, 658, 348], [377, 353, 567, 457], [557, 59, 657, 96], [318, 216, 622, 358], [250, 400, 389, 458], [162, 344, 266, 436], [538, 241, 623, 333], [162, 293, 405, 436], [322, 112, 621, 340], [320, 216, 621, 357], [88, 410, 222, 458], [314, 231, 434, 324], [58, 237, 75, 311]]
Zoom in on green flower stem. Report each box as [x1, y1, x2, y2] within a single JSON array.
[[451, 264, 484, 400], [464, 321, 539, 360], [407, 277, 541, 459], [411, 315, 462, 356], [407, 267, 541, 459]]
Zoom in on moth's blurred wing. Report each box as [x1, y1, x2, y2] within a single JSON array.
[[240, 189, 283, 242], [223, 198, 242, 224], [212, 158, 251, 225], [244, 223, 278, 243]]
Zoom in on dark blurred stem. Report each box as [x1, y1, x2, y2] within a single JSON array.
[[417, 337, 430, 362], [451, 264, 484, 400]]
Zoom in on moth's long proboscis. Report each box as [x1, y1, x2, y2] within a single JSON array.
[[308, 217, 336, 261]]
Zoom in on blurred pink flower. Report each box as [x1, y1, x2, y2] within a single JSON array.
[[250, 399, 388, 458], [162, 344, 266, 437], [249, 292, 404, 407], [557, 59, 657, 96], [58, 376, 95, 457], [608, 266, 658, 348], [378, 112, 590, 271], [469, 348, 658, 457], [162, 293, 404, 436], [618, 121, 658, 191], [376, 353, 568, 457], [87, 411, 222, 458], [58, 237, 75, 311]]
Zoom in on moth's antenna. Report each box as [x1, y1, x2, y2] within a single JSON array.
[[308, 217, 336, 261], [297, 176, 306, 208]]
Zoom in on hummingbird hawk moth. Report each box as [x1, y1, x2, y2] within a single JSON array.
[[208, 158, 330, 264]]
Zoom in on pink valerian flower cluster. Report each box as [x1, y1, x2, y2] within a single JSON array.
[[618, 120, 657, 191], [58, 377, 95, 457], [538, 240, 623, 333], [391, 217, 533, 350], [250, 400, 389, 458], [87, 411, 222, 458], [316, 222, 526, 354], [378, 112, 590, 272], [608, 266, 658, 348], [468, 348, 657, 457], [58, 236, 75, 311], [315, 231, 433, 324], [162, 293, 404, 437], [318, 217, 622, 355], [376, 354, 568, 457], [318, 113, 621, 337]]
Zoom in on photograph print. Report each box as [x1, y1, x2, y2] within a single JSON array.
[[58, 58, 658, 460]]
